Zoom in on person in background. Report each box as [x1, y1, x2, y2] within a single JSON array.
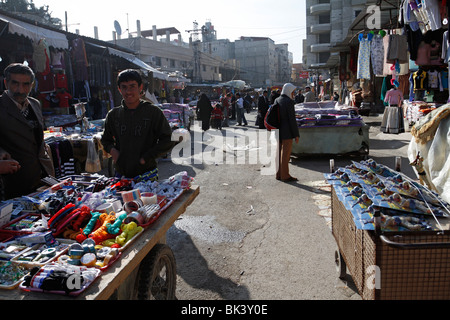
[[257, 90, 270, 129], [295, 89, 304, 104], [230, 93, 236, 120], [221, 92, 231, 127], [0, 63, 54, 199], [101, 69, 175, 179], [197, 93, 213, 131], [235, 92, 248, 126], [333, 91, 340, 102], [211, 103, 223, 130], [270, 89, 280, 104], [276, 83, 300, 182], [303, 86, 315, 102]]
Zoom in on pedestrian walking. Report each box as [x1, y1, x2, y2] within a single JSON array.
[[197, 93, 213, 131], [257, 90, 270, 129], [276, 83, 300, 182], [235, 92, 248, 126]]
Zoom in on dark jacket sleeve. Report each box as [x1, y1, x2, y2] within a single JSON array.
[[100, 109, 117, 154], [141, 107, 177, 160], [287, 101, 299, 139]]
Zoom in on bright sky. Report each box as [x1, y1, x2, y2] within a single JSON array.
[[32, 0, 306, 63]]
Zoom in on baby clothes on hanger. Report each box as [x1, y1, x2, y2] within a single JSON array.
[[357, 33, 372, 80]]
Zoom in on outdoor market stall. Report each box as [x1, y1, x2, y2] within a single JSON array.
[[291, 101, 369, 156], [0, 170, 198, 299], [326, 158, 450, 300]]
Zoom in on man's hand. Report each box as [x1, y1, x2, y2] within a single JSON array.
[[0, 160, 20, 175]]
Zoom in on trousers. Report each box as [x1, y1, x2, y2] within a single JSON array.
[[277, 139, 293, 180]]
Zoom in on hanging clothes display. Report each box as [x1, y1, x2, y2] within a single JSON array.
[[371, 33, 385, 77], [71, 38, 89, 82], [387, 33, 409, 64], [32, 39, 51, 75], [422, 0, 442, 31], [357, 33, 372, 80]]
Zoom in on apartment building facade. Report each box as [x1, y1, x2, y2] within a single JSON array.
[[304, 0, 367, 73]]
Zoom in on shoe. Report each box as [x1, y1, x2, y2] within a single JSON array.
[[281, 177, 298, 182]]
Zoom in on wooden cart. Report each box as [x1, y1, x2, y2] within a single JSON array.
[[332, 187, 450, 300], [0, 185, 199, 300]]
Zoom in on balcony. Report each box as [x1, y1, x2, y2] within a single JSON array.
[[310, 3, 331, 15], [310, 43, 331, 53], [310, 23, 331, 34]]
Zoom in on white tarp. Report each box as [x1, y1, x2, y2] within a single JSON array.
[[0, 14, 68, 49], [107, 47, 168, 80], [408, 105, 450, 203]]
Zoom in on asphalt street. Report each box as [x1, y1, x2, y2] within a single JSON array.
[[156, 109, 416, 300]]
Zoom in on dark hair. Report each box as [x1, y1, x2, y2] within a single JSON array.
[[117, 69, 142, 86], [4, 63, 35, 83]]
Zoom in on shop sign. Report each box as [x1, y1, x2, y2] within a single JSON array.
[[298, 71, 309, 79]]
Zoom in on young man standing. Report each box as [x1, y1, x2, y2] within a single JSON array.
[[303, 86, 316, 103], [101, 69, 175, 179], [0, 63, 54, 199]]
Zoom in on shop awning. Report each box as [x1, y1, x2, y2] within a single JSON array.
[[107, 47, 168, 80], [0, 14, 68, 49]]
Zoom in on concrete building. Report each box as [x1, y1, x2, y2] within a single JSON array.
[[199, 21, 293, 88], [111, 22, 223, 84], [304, 0, 366, 76]]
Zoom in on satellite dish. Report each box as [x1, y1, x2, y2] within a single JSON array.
[[114, 20, 122, 35]]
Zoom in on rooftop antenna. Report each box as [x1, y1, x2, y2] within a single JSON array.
[[114, 20, 122, 39]]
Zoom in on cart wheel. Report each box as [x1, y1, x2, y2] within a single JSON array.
[[335, 249, 346, 280], [133, 244, 177, 300]]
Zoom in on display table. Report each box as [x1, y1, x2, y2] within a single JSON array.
[[292, 101, 369, 156], [0, 185, 199, 300], [292, 124, 369, 156]]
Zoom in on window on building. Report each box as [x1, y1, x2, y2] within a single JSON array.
[[319, 33, 330, 44], [318, 14, 330, 24], [319, 52, 330, 64]]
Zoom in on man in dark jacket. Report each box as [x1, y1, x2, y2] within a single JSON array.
[[0, 63, 55, 199], [101, 69, 175, 178], [257, 90, 269, 129]]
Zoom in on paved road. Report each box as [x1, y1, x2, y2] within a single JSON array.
[[157, 110, 415, 300]]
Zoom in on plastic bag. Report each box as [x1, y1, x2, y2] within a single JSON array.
[[85, 139, 101, 173]]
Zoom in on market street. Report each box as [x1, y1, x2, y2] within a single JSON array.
[[157, 110, 416, 300]]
